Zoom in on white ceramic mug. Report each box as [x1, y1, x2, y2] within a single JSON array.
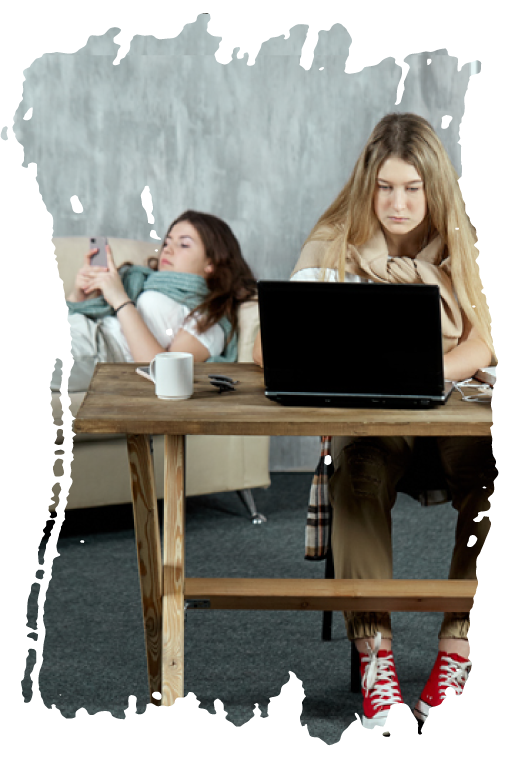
[[149, 352, 194, 400]]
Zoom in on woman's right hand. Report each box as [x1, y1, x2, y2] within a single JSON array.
[[66, 249, 108, 302]]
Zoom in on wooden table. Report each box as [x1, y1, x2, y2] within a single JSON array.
[[73, 362, 492, 706]]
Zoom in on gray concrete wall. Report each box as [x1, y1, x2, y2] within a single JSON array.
[[13, 14, 477, 471]]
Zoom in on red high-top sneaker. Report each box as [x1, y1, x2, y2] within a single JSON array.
[[414, 651, 471, 725], [359, 632, 404, 729]]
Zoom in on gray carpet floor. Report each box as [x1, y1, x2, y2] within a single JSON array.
[[31, 472, 459, 744]]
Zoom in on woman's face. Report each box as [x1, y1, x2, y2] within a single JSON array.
[[373, 157, 427, 237], [159, 221, 213, 277]]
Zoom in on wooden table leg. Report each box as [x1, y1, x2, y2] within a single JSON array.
[[126, 434, 162, 705], [162, 434, 186, 706]]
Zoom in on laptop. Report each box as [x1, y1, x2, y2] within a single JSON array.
[[257, 280, 455, 408]]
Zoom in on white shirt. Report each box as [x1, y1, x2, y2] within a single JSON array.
[[101, 290, 225, 362], [290, 267, 371, 284]]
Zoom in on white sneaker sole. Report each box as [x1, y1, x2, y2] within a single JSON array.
[[362, 710, 390, 729]]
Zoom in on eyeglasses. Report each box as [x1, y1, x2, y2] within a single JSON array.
[[454, 379, 493, 403]]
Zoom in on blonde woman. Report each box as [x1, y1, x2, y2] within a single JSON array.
[[253, 113, 497, 731]]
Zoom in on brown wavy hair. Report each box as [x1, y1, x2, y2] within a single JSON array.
[[148, 210, 257, 343], [306, 112, 495, 360]]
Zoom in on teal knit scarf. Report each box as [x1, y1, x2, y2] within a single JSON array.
[[67, 266, 237, 363]]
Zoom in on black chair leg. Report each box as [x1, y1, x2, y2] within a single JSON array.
[[321, 543, 361, 692], [321, 545, 335, 641]]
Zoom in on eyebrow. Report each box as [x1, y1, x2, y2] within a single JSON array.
[[377, 177, 423, 185]]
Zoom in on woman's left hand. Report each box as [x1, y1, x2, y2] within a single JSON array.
[[84, 246, 130, 310]]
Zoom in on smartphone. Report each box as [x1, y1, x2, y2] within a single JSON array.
[[89, 236, 109, 267]]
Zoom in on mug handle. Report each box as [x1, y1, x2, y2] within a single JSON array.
[[149, 357, 157, 383]]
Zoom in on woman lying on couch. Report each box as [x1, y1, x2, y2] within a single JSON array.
[[52, 210, 257, 392]]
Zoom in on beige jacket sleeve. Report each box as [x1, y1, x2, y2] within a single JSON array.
[[290, 240, 330, 278]]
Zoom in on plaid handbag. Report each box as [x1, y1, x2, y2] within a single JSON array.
[[305, 436, 333, 560]]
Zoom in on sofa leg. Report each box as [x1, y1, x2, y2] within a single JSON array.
[[236, 489, 267, 524]]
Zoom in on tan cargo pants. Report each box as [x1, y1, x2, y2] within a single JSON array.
[[329, 435, 497, 641]]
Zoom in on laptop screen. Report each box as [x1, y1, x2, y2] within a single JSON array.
[[258, 281, 445, 397]]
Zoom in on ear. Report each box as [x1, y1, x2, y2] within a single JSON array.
[[205, 263, 214, 274]]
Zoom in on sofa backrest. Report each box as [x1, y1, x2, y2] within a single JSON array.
[[52, 237, 259, 363]]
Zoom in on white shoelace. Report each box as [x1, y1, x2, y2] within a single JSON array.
[[438, 655, 472, 698], [360, 632, 402, 709]]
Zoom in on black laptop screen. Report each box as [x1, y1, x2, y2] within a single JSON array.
[[258, 281, 445, 396]]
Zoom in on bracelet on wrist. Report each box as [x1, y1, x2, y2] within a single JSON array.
[[114, 300, 135, 315]]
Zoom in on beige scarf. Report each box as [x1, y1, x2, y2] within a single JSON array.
[[290, 229, 463, 354]]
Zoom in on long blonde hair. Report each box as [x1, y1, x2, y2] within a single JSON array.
[[306, 112, 494, 358]]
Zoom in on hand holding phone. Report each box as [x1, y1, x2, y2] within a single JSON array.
[[67, 241, 108, 302]]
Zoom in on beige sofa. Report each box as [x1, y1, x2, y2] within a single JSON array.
[[52, 236, 271, 517]]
